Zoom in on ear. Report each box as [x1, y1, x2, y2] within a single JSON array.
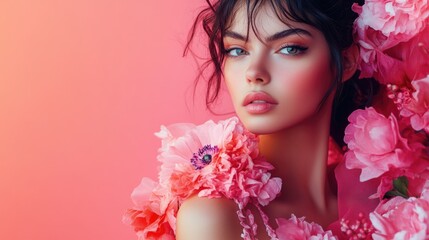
[[342, 44, 360, 82]]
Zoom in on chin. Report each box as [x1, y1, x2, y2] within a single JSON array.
[[247, 125, 282, 135], [240, 117, 282, 135]]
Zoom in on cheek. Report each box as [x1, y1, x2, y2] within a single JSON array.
[[299, 64, 331, 97], [224, 63, 244, 106], [278, 56, 333, 102]]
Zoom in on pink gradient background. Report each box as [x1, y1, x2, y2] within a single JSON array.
[[0, 1, 233, 239]]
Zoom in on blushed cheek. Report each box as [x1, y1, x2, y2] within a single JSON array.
[[295, 59, 333, 100]]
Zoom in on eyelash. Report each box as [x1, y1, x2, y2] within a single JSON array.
[[224, 45, 308, 58], [278, 44, 308, 55], [225, 47, 247, 57]]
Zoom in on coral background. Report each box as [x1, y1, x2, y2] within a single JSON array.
[[0, 0, 232, 239]]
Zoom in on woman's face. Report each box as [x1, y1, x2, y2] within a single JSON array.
[[223, 4, 334, 135]]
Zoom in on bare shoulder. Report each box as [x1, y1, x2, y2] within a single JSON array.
[[176, 195, 242, 240]]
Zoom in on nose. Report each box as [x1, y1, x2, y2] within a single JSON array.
[[245, 57, 271, 84]]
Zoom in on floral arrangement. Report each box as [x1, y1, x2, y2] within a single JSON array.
[[123, 117, 342, 239], [123, 117, 282, 239], [124, 0, 429, 239], [339, 0, 429, 239]]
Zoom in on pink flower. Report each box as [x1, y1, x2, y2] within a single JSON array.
[[344, 107, 415, 181], [370, 190, 429, 239], [276, 215, 337, 240], [354, 27, 406, 84], [122, 178, 177, 239], [123, 208, 175, 240], [124, 117, 282, 239], [352, 0, 429, 83], [400, 75, 429, 133], [354, 0, 429, 42], [155, 117, 282, 206]]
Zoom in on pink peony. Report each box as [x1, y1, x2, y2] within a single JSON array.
[[276, 215, 337, 240], [122, 178, 177, 239], [352, 0, 429, 83], [400, 75, 429, 133], [344, 107, 415, 181], [354, 0, 429, 42], [123, 208, 175, 240], [370, 190, 429, 239], [354, 27, 406, 84]]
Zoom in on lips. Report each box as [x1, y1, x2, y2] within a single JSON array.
[[243, 92, 278, 114]]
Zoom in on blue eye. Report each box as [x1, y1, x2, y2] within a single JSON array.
[[279, 45, 308, 55], [226, 48, 247, 57]]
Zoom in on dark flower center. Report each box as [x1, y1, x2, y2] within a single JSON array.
[[191, 144, 219, 170], [202, 154, 212, 164]]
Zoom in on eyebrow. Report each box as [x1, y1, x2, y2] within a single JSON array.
[[224, 28, 312, 42]]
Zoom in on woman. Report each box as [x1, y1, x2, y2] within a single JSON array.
[[125, 0, 429, 239], [179, 0, 360, 238]]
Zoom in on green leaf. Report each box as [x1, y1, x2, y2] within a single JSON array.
[[383, 176, 409, 199], [393, 176, 409, 197]]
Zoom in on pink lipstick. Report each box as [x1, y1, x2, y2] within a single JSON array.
[[243, 92, 278, 114]]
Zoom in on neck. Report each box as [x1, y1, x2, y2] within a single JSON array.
[[259, 103, 334, 214]]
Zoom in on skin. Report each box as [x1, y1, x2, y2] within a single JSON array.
[[177, 3, 359, 240], [223, 5, 333, 136], [224, 1, 337, 228]]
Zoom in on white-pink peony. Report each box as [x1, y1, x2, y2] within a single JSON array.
[[352, 0, 429, 83], [370, 189, 429, 239], [344, 107, 415, 181]]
